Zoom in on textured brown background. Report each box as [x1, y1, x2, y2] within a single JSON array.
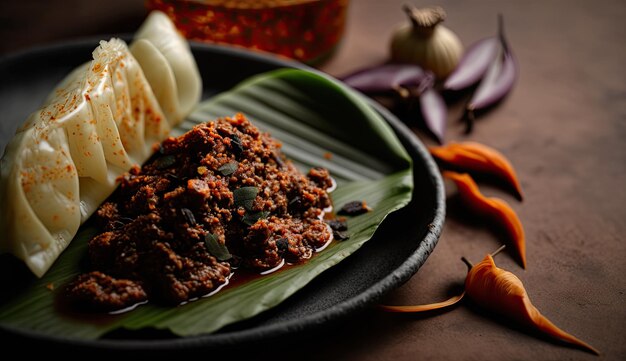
[[1, 0, 625, 359]]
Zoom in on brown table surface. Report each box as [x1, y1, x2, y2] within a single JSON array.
[[1, 1, 625, 359]]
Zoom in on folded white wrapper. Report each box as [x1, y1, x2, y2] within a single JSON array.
[[0, 11, 202, 277]]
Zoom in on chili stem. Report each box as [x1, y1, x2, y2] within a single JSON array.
[[491, 244, 506, 258], [461, 257, 473, 270], [462, 245, 506, 271]]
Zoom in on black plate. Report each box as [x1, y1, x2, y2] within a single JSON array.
[[0, 39, 444, 351]]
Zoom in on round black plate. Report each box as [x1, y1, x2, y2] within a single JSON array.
[[0, 39, 444, 351]]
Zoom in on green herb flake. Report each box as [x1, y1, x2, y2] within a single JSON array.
[[218, 161, 238, 176], [180, 208, 196, 226], [204, 233, 232, 261], [233, 186, 259, 210], [242, 211, 270, 226], [230, 135, 244, 155], [154, 155, 176, 169], [333, 230, 350, 241]]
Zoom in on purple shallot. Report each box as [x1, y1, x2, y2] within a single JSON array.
[[443, 37, 499, 91], [340, 64, 429, 97], [464, 16, 519, 131]]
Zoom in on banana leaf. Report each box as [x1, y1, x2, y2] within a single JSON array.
[[0, 68, 413, 340]]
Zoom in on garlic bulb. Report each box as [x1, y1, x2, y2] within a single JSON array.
[[390, 5, 463, 79]]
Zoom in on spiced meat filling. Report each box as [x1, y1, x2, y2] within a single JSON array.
[[66, 114, 332, 310]]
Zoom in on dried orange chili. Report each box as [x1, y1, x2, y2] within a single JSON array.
[[380, 246, 599, 355], [465, 253, 599, 355], [429, 141, 523, 200], [444, 171, 526, 268]]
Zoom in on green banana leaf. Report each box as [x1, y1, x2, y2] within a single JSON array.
[[0, 68, 413, 340]]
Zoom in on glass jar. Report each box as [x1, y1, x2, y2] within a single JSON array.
[[146, 0, 349, 64]]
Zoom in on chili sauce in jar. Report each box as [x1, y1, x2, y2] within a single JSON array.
[[146, 0, 349, 64]]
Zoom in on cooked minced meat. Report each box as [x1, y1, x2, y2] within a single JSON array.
[[67, 114, 333, 310]]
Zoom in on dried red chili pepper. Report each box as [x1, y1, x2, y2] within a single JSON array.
[[380, 246, 505, 313], [429, 141, 523, 200], [380, 246, 599, 355], [443, 171, 526, 268], [465, 252, 599, 355]]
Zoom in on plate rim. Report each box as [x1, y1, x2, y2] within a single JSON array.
[[0, 38, 445, 350]]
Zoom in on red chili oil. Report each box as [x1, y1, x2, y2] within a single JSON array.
[[145, 0, 349, 64]]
